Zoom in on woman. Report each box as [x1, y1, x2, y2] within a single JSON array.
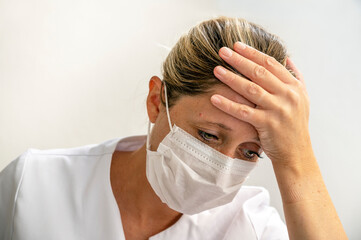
[[0, 16, 347, 239]]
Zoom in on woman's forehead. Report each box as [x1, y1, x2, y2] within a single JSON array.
[[171, 85, 257, 139], [172, 84, 254, 123]]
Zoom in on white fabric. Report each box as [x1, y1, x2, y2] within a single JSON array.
[[0, 136, 288, 240]]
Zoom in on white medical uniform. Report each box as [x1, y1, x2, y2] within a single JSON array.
[[0, 136, 289, 240]]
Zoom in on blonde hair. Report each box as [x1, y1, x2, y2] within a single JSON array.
[[161, 16, 292, 106]]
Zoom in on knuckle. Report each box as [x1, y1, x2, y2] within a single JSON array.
[[294, 79, 303, 89], [279, 105, 292, 120], [266, 116, 279, 130], [265, 56, 277, 67], [247, 82, 260, 95], [237, 105, 249, 118], [228, 72, 239, 84], [287, 90, 300, 105], [226, 101, 234, 112], [253, 65, 266, 78], [231, 54, 243, 65], [233, 55, 244, 66]]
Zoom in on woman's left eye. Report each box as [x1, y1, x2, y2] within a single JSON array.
[[242, 149, 262, 160], [198, 130, 218, 142]]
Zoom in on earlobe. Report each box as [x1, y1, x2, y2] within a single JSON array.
[[146, 76, 163, 123]]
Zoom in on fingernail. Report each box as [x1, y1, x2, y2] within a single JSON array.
[[215, 66, 227, 76], [211, 95, 221, 104], [235, 42, 246, 50], [220, 47, 232, 58]]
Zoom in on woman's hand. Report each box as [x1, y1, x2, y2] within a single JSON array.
[[211, 42, 312, 166], [210, 42, 348, 239]]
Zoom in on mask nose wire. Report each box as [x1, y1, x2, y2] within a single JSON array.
[[146, 81, 173, 150], [164, 82, 174, 133]]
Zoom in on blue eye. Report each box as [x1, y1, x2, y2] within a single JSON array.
[[198, 130, 218, 142]]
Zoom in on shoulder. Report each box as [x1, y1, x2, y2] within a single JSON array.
[[0, 135, 145, 201], [0, 137, 124, 239], [0, 135, 145, 200], [0, 137, 126, 185], [0, 137, 123, 184], [28, 137, 123, 157]]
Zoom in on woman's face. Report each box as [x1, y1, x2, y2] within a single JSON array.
[[147, 77, 262, 162]]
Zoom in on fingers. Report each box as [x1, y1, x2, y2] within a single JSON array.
[[210, 94, 265, 129], [232, 42, 299, 85], [286, 58, 305, 85], [213, 43, 308, 126], [218, 46, 287, 95], [213, 66, 278, 109]]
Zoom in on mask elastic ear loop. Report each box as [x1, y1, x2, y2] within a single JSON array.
[[163, 82, 173, 133], [146, 120, 151, 149], [146, 82, 173, 150]]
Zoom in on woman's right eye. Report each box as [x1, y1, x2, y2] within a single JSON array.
[[198, 130, 219, 142]]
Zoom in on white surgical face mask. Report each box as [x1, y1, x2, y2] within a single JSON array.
[[146, 84, 257, 215]]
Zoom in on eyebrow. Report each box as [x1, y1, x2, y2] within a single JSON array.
[[204, 120, 232, 131], [204, 120, 261, 143]]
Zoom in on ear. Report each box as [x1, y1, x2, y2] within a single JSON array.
[[146, 76, 163, 123]]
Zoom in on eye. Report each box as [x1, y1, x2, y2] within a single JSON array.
[[242, 149, 262, 160], [198, 130, 219, 142]]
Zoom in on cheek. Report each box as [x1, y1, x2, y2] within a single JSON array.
[[149, 126, 166, 151], [149, 113, 172, 150]]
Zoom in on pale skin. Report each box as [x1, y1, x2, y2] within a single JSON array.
[[110, 42, 347, 239]]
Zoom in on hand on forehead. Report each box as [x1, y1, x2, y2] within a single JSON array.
[[209, 83, 256, 108], [171, 83, 256, 131]]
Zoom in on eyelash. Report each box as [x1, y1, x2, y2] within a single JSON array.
[[197, 130, 263, 160], [242, 149, 263, 159], [198, 130, 218, 142]]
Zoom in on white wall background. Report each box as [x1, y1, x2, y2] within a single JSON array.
[[1, 0, 360, 238]]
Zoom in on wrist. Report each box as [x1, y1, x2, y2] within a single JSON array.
[[271, 153, 327, 204], [270, 134, 315, 170], [272, 150, 318, 175]]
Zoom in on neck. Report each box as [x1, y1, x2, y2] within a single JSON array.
[[110, 143, 182, 227]]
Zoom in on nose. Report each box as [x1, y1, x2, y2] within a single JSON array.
[[218, 146, 237, 159]]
